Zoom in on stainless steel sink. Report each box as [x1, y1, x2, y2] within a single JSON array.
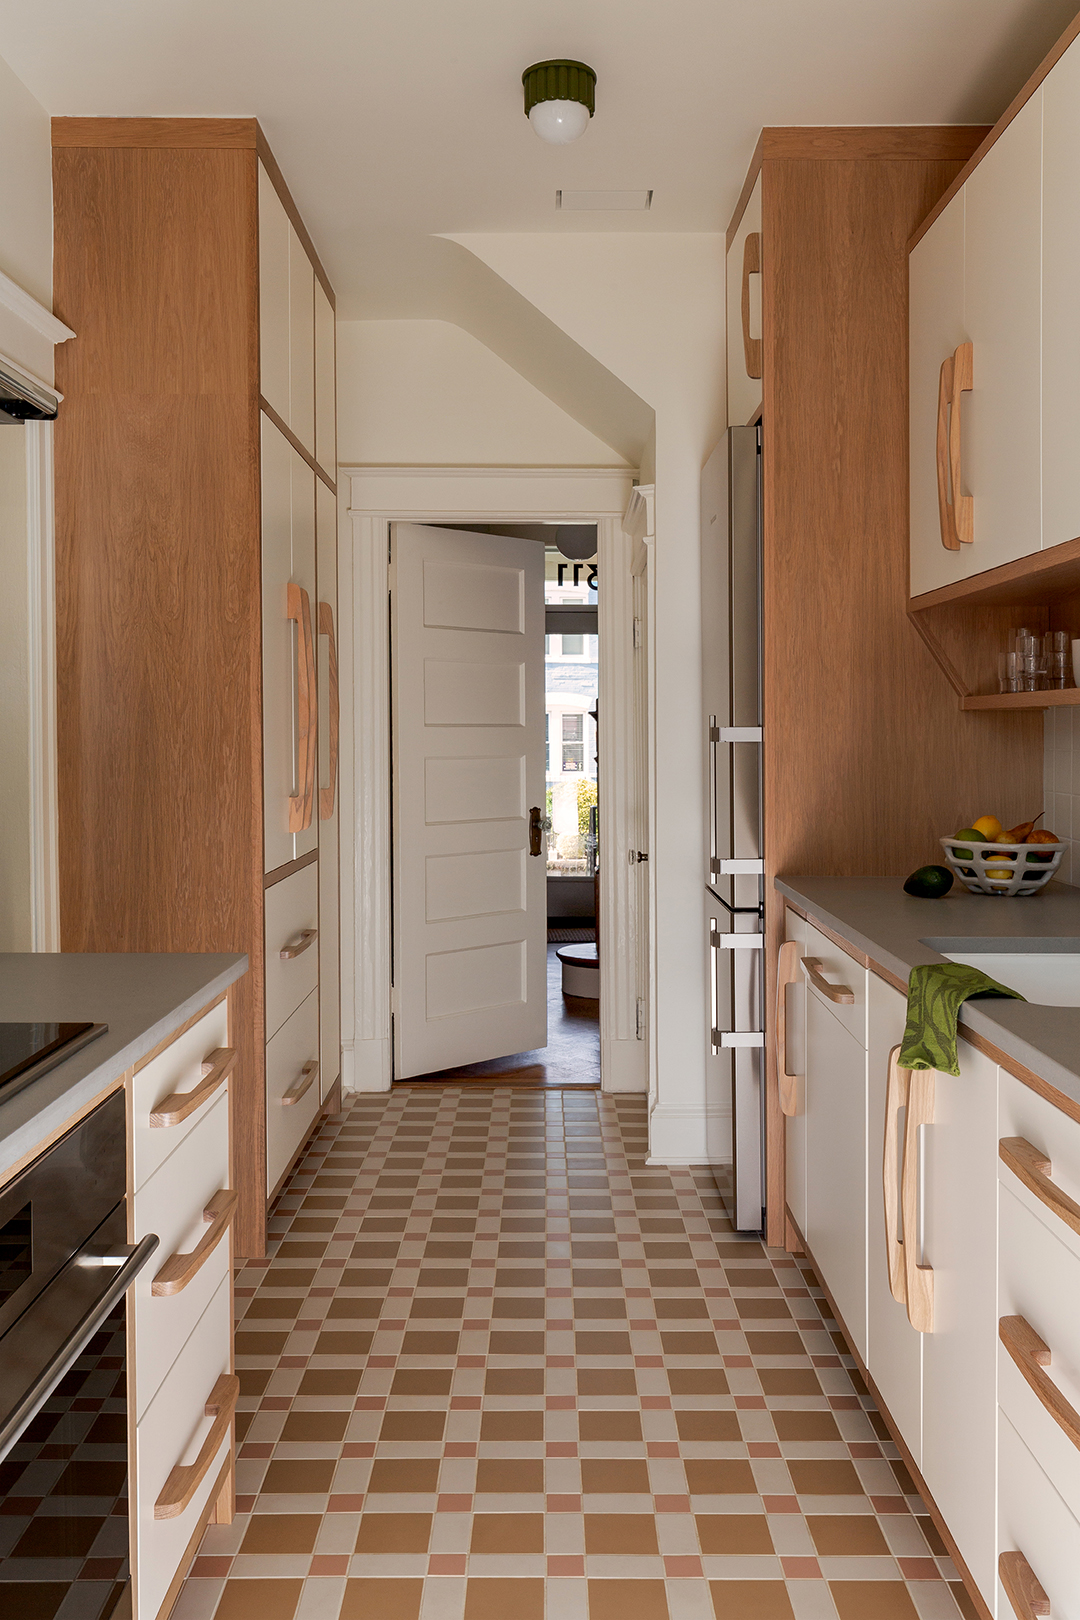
[[920, 938, 1080, 1007]]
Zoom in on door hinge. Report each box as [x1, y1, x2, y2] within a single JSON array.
[[636, 998, 646, 1039]]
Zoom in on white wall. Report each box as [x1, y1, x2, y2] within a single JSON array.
[[0, 54, 54, 950], [338, 319, 630, 468], [446, 233, 727, 1160]]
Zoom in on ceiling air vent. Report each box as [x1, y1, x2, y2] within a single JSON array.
[[556, 190, 653, 212]]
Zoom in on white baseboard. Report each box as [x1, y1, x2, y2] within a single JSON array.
[[601, 1038, 648, 1093], [351, 1036, 392, 1092], [646, 1103, 713, 1163]]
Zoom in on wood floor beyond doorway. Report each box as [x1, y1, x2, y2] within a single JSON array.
[[405, 947, 599, 1089]]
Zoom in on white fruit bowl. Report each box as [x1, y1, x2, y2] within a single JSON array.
[[939, 837, 1064, 897]]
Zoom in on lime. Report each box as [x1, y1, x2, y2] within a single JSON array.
[[903, 865, 955, 898], [953, 828, 987, 860]]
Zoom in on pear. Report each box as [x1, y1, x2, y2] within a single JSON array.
[[1003, 812, 1043, 842]]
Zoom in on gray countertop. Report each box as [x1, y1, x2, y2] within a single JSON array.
[[774, 876, 1080, 1110], [0, 952, 248, 1179]]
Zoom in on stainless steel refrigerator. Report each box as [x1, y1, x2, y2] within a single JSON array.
[[701, 425, 764, 1234]]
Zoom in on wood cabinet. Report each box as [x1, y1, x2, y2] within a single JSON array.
[[726, 172, 762, 427], [52, 118, 341, 1257]]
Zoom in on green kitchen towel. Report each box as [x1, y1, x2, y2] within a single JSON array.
[[898, 963, 1025, 1077]]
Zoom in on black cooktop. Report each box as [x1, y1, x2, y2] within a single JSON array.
[[0, 1023, 108, 1104]]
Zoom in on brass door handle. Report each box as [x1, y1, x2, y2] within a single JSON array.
[[529, 806, 552, 857]]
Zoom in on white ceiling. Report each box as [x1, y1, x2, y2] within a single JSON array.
[[0, 0, 1074, 319]]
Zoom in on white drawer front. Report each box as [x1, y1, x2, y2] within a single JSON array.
[[804, 920, 868, 1048], [998, 1409, 1080, 1620], [131, 1000, 230, 1193], [999, 1182, 1080, 1513], [266, 987, 321, 1196], [131, 1091, 231, 1422], [999, 1070, 1080, 1266], [264, 861, 319, 1040], [134, 1273, 232, 1620]]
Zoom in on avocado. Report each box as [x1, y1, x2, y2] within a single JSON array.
[[904, 864, 955, 898]]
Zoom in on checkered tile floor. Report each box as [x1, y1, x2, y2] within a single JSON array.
[[174, 1087, 977, 1620]]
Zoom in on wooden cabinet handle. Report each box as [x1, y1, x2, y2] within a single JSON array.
[[150, 1047, 236, 1128], [999, 1551, 1051, 1618], [154, 1372, 239, 1520], [802, 957, 855, 1005], [936, 342, 973, 551], [151, 1188, 238, 1297], [883, 1047, 910, 1306], [901, 1068, 935, 1332], [282, 1058, 319, 1106], [1000, 1313, 1080, 1451], [776, 940, 801, 1117], [741, 231, 762, 380], [318, 599, 339, 821], [1000, 1135, 1080, 1241], [280, 927, 317, 961], [287, 582, 317, 834]]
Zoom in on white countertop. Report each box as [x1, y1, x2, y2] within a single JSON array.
[[0, 952, 248, 1180]]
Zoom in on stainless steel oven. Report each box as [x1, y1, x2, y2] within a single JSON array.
[[0, 1091, 157, 1619]]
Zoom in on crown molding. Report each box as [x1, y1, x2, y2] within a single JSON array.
[[0, 271, 75, 346]]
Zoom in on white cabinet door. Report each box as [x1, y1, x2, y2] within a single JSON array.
[[262, 413, 318, 871], [289, 227, 315, 455], [963, 90, 1043, 575], [781, 908, 808, 1240], [258, 163, 291, 427], [805, 989, 868, 1360], [909, 190, 967, 598], [727, 173, 762, 428], [865, 972, 923, 1466], [920, 1039, 999, 1605], [315, 279, 336, 480], [1042, 37, 1080, 553], [316, 477, 340, 1098]]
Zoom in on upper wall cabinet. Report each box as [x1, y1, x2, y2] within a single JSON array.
[[910, 93, 1043, 597], [259, 161, 318, 464], [726, 174, 762, 428], [315, 281, 336, 480]]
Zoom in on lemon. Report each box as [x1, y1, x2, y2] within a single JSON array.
[[972, 815, 1003, 841]]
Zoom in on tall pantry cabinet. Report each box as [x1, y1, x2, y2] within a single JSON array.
[[52, 119, 341, 1257]]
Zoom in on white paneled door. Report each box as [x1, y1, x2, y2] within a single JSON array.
[[392, 524, 546, 1078]]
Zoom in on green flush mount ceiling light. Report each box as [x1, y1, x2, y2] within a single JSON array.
[[522, 59, 596, 144]]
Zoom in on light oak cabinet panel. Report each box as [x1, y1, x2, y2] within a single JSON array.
[[919, 1041, 999, 1601], [804, 989, 868, 1360], [317, 478, 341, 1096], [1041, 36, 1080, 553], [908, 191, 967, 598], [865, 972, 923, 1467], [962, 90, 1043, 575], [726, 174, 762, 428]]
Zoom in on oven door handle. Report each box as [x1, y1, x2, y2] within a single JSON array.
[[0, 1232, 159, 1461]]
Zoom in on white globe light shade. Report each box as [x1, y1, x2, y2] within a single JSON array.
[[529, 99, 591, 144]]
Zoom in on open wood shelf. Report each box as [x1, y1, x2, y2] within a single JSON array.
[[961, 687, 1080, 711], [909, 536, 1080, 613]]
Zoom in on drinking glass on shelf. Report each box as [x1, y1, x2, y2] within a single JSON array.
[[998, 651, 1020, 693]]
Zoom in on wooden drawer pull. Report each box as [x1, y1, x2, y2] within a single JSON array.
[[902, 1068, 935, 1332], [884, 1047, 910, 1306], [154, 1372, 238, 1520], [280, 927, 317, 961], [1000, 1313, 1080, 1451], [151, 1188, 238, 1297], [1000, 1135, 1080, 1240], [287, 581, 317, 834], [999, 1550, 1051, 1618], [801, 957, 855, 1005], [282, 1059, 318, 1106], [741, 231, 762, 380], [776, 940, 801, 1117], [318, 599, 339, 821], [150, 1047, 235, 1128], [936, 341, 973, 551]]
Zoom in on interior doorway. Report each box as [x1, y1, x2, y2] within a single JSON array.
[[340, 463, 648, 1098], [390, 521, 601, 1088]]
